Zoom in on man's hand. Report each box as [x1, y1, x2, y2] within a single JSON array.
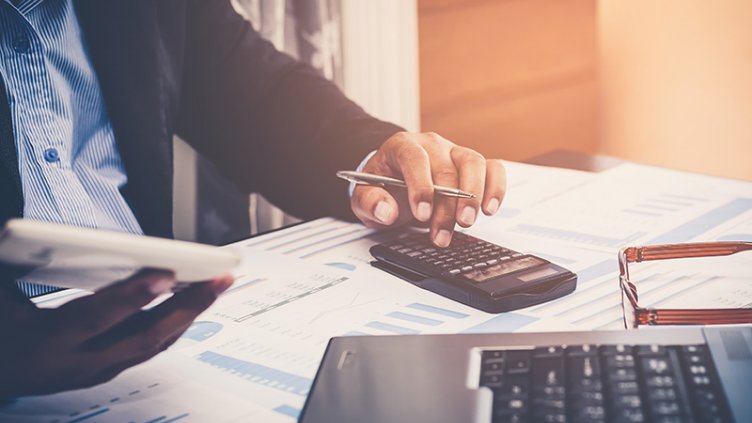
[[0, 270, 232, 398], [351, 132, 506, 247]]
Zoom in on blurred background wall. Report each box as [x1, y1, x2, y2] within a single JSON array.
[[598, 0, 752, 180], [418, 0, 752, 181], [418, 0, 598, 162]]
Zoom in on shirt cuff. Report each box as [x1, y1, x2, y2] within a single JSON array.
[[349, 150, 377, 198]]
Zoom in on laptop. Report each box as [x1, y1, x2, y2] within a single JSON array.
[[299, 326, 752, 423]]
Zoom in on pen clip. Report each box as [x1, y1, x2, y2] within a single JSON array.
[[336, 171, 371, 185]]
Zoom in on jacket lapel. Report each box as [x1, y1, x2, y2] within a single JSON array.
[[73, 0, 185, 237], [0, 75, 23, 223]]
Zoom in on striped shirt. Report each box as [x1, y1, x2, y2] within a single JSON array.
[[0, 0, 141, 232], [1, 0, 142, 295]]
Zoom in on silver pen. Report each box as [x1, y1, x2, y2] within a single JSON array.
[[336, 170, 476, 199]]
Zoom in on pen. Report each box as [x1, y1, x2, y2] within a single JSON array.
[[336, 170, 476, 199]]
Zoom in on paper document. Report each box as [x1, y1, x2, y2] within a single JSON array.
[[5, 160, 750, 422]]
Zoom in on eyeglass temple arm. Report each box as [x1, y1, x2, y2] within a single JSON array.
[[636, 308, 752, 326], [622, 241, 752, 263]]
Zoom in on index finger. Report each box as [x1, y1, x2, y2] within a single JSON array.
[[51, 269, 176, 345], [91, 276, 232, 360], [384, 136, 435, 222]]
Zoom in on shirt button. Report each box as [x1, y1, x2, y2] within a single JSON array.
[[13, 33, 31, 54], [43, 148, 60, 163]]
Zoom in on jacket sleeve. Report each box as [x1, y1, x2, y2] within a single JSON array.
[[176, 0, 403, 221]]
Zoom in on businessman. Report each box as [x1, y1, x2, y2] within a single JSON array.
[[0, 0, 505, 397]]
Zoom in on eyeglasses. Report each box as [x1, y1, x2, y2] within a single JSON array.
[[619, 241, 752, 329]]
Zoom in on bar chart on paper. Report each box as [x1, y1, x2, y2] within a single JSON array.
[[196, 351, 313, 397], [11, 160, 749, 423], [0, 361, 282, 423]]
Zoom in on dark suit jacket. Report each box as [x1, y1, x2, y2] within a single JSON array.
[[0, 0, 402, 239]]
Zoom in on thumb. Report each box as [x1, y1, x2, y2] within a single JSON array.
[[351, 185, 400, 227]]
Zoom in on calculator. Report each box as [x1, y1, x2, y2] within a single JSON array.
[[369, 231, 577, 313]]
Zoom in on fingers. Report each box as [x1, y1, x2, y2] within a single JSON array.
[[51, 269, 176, 344], [430, 162, 460, 248], [94, 275, 232, 363], [352, 131, 504, 237], [482, 159, 506, 215], [451, 147, 486, 228], [384, 136, 435, 222], [351, 185, 401, 227]]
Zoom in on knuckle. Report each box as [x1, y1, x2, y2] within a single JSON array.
[[423, 131, 443, 143], [455, 147, 484, 164], [394, 139, 423, 161], [468, 150, 486, 164], [386, 131, 411, 148], [424, 131, 455, 147], [434, 167, 458, 181], [425, 131, 440, 140], [489, 158, 505, 173], [406, 145, 430, 163]]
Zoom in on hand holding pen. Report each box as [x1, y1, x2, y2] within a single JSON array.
[[337, 171, 476, 199], [344, 132, 507, 247]]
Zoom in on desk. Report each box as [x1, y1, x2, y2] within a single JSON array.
[[6, 152, 751, 422], [527, 149, 623, 173]]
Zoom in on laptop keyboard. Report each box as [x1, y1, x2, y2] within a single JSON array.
[[479, 343, 731, 423]]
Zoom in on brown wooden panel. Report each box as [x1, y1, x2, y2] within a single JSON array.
[[423, 80, 597, 161], [418, 0, 597, 159]]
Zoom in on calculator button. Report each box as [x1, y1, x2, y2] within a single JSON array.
[[449, 269, 461, 275], [461, 265, 473, 272], [486, 259, 499, 265], [406, 251, 423, 258]]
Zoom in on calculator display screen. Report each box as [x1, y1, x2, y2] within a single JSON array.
[[464, 256, 545, 283]]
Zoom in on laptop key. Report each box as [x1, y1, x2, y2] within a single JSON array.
[[505, 350, 532, 374], [600, 345, 633, 355], [610, 368, 638, 382], [501, 375, 529, 397], [481, 373, 503, 389], [534, 346, 565, 358], [571, 406, 606, 423], [610, 380, 639, 395], [636, 344, 666, 356], [647, 388, 677, 401], [533, 412, 566, 422], [649, 401, 682, 416], [477, 342, 731, 423], [606, 354, 635, 369], [568, 344, 597, 356], [612, 394, 642, 409], [612, 407, 646, 423], [492, 411, 527, 423], [532, 357, 565, 388]]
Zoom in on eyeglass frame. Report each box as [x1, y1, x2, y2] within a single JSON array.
[[619, 241, 752, 329]]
